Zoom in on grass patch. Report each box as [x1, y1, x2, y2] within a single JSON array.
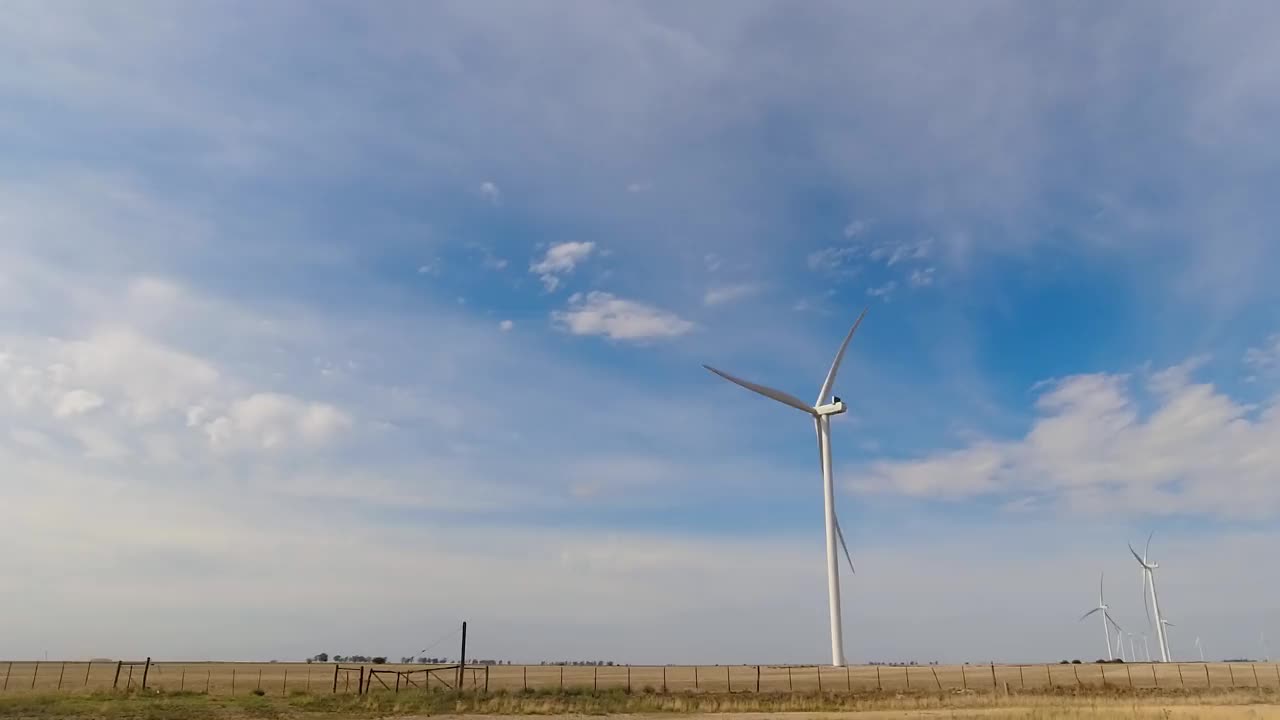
[[0, 686, 1278, 718]]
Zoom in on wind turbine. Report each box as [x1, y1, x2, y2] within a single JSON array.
[[1109, 616, 1127, 661], [1161, 619, 1175, 661], [1127, 633, 1138, 662], [703, 309, 867, 667], [1195, 636, 1204, 662], [1141, 633, 1152, 662], [1079, 573, 1120, 660], [1130, 533, 1170, 662]]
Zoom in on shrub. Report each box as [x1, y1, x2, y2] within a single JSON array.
[[251, 688, 266, 696]]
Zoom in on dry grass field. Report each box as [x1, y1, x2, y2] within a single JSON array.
[[3, 660, 1280, 696]]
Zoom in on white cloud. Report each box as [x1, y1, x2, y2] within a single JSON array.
[[553, 292, 693, 341], [626, 181, 651, 193], [204, 393, 351, 451], [853, 360, 1280, 518], [843, 219, 867, 238], [909, 267, 936, 287], [807, 246, 859, 274], [1244, 334, 1280, 380], [704, 254, 722, 272], [498, 319, 514, 332], [54, 389, 105, 418], [703, 283, 762, 306], [479, 180, 502, 204], [866, 281, 897, 300], [417, 262, 439, 275], [530, 241, 596, 292]]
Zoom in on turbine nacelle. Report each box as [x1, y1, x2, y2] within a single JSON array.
[[814, 400, 847, 416]]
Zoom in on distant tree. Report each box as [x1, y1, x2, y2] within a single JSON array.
[[316, 653, 329, 663], [372, 657, 387, 665]]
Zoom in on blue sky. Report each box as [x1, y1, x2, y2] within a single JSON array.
[[3, 1, 1280, 665]]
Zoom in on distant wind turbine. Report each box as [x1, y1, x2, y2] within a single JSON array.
[[1195, 636, 1205, 662], [1141, 633, 1152, 662], [1130, 533, 1170, 662], [1110, 616, 1127, 661], [1127, 633, 1138, 662], [703, 309, 867, 667], [1161, 619, 1175, 661], [1261, 632, 1271, 663], [1079, 573, 1120, 660]]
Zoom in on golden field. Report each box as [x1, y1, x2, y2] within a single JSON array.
[[2, 660, 1279, 696]]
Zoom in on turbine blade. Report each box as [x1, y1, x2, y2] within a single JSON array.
[[1128, 542, 1145, 566], [703, 365, 814, 414], [815, 308, 867, 406], [1106, 613, 1124, 634], [1145, 530, 1154, 563], [1099, 572, 1105, 606], [1080, 608, 1102, 621], [834, 513, 856, 575]]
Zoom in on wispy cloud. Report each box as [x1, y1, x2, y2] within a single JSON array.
[[479, 181, 502, 205], [530, 242, 596, 292], [866, 281, 897, 300], [553, 292, 693, 341], [703, 283, 762, 306]]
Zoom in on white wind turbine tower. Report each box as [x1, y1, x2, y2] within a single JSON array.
[[703, 309, 867, 667], [1079, 573, 1121, 660], [1129, 532, 1170, 662], [1195, 636, 1204, 662]]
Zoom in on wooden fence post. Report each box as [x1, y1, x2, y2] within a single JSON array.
[[1253, 664, 1260, 688], [484, 667, 489, 694], [724, 665, 728, 693], [358, 667, 365, 695], [992, 663, 999, 689], [904, 666, 910, 690], [306, 667, 311, 693], [876, 666, 881, 691], [786, 666, 791, 691], [32, 661, 40, 690], [180, 669, 186, 692], [125, 665, 133, 691], [755, 666, 760, 693], [1019, 665, 1024, 689], [284, 669, 289, 695], [1101, 664, 1107, 687], [1047, 664, 1053, 688], [113, 661, 122, 690], [142, 658, 151, 690], [523, 666, 527, 691], [333, 664, 339, 693], [256, 669, 262, 691], [3, 661, 11, 691], [662, 666, 666, 693], [1125, 664, 1132, 688], [1073, 664, 1080, 687], [817, 665, 823, 692], [931, 665, 941, 690], [593, 665, 598, 692], [1177, 664, 1184, 688], [961, 665, 967, 690], [559, 666, 564, 690], [231, 668, 236, 695], [58, 662, 66, 690], [1229, 664, 1236, 687], [206, 670, 211, 694], [846, 665, 851, 692], [696, 666, 700, 691], [85, 662, 92, 688]]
